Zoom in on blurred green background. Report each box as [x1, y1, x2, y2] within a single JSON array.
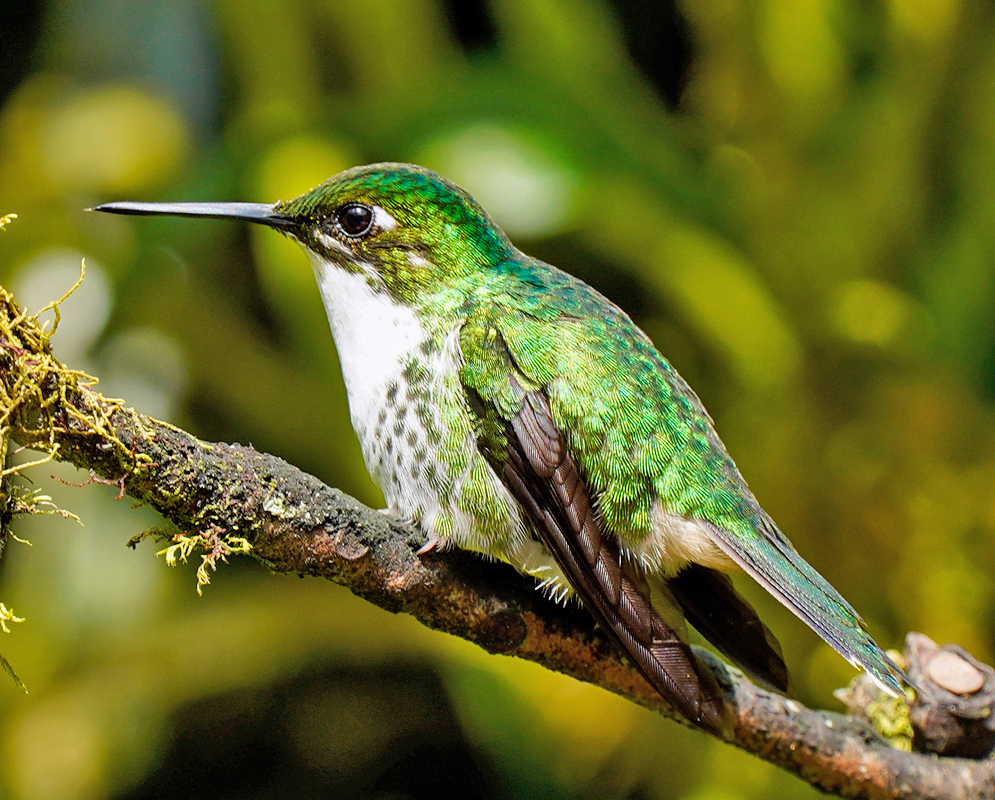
[[1, 0, 994, 797]]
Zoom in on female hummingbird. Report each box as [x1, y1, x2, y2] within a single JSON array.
[[94, 163, 906, 735]]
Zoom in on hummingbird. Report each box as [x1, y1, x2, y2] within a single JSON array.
[[93, 163, 906, 735]]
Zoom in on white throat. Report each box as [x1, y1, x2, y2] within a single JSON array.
[[308, 256, 427, 433]]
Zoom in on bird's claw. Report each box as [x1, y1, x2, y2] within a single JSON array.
[[416, 535, 440, 556]]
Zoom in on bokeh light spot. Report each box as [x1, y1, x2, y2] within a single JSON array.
[[759, 0, 845, 105], [888, 0, 960, 44], [41, 85, 188, 194], [7, 700, 105, 800], [420, 125, 580, 239], [12, 250, 112, 363], [252, 133, 357, 204], [98, 327, 188, 421], [833, 279, 915, 348]]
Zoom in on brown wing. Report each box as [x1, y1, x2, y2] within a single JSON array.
[[501, 387, 733, 736]]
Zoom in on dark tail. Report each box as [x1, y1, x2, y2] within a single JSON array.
[[669, 564, 788, 694], [705, 514, 906, 696]]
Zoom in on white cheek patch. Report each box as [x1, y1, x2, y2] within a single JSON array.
[[372, 205, 397, 231]]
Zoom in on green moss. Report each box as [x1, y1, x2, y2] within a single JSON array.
[[865, 690, 915, 752], [160, 529, 253, 596]]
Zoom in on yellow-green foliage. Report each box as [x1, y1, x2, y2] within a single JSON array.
[[0, 604, 25, 693], [866, 690, 916, 753], [1, 260, 251, 598], [0, 257, 99, 467]]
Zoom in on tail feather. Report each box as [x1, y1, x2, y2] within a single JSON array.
[[668, 564, 789, 694], [704, 514, 906, 696]]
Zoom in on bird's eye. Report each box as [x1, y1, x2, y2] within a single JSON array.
[[337, 204, 375, 237]]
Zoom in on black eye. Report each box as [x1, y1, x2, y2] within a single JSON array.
[[338, 204, 374, 237]]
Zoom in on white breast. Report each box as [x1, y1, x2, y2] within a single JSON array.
[[306, 252, 526, 559]]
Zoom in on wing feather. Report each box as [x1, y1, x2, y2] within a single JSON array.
[[502, 384, 732, 735]]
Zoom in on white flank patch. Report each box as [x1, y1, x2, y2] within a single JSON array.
[[630, 502, 738, 576], [308, 253, 426, 437]]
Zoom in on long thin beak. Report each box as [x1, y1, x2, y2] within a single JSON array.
[[89, 201, 296, 229]]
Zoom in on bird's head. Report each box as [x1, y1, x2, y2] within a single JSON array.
[[94, 163, 515, 304]]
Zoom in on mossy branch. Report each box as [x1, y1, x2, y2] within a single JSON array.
[[2, 282, 994, 799]]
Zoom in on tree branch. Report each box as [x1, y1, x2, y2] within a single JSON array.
[[2, 285, 994, 799]]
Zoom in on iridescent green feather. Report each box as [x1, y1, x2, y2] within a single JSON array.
[[461, 255, 754, 542], [459, 250, 902, 694]]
